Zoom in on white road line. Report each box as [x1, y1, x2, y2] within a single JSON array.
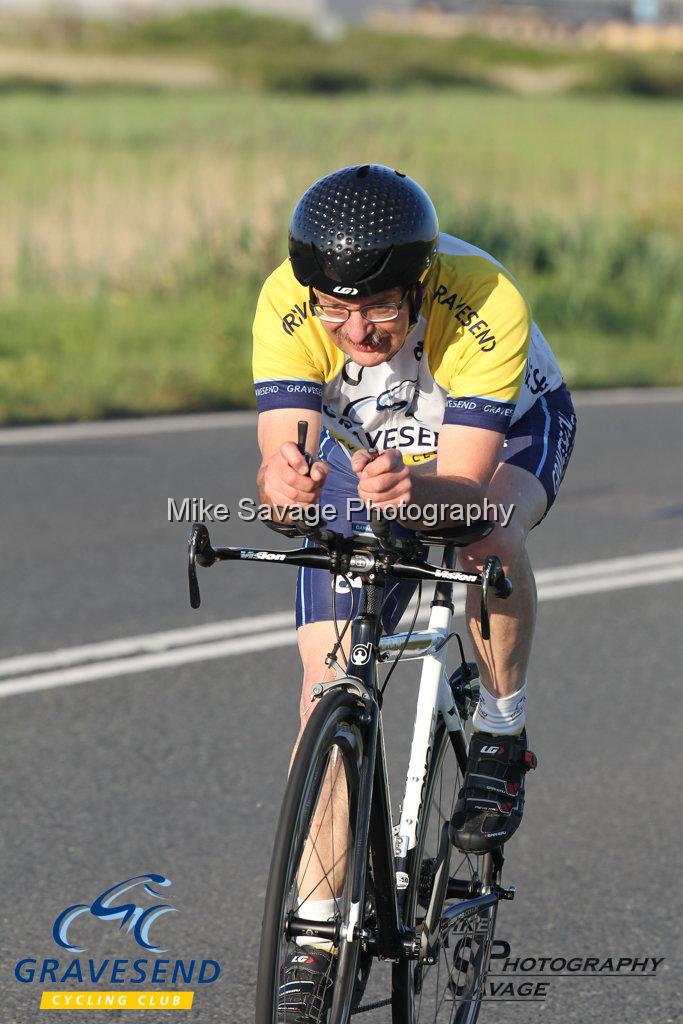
[[1, 549, 682, 699], [0, 630, 297, 699], [0, 611, 292, 678], [2, 548, 681, 682], [533, 548, 683, 580], [0, 387, 681, 445], [536, 563, 683, 601], [0, 411, 256, 446]]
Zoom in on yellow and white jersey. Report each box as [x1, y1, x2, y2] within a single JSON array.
[[252, 232, 564, 465]]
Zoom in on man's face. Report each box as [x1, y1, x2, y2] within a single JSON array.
[[314, 285, 411, 367]]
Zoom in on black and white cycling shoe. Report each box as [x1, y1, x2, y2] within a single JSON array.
[[277, 947, 336, 1023], [277, 942, 372, 1022], [449, 729, 538, 854]]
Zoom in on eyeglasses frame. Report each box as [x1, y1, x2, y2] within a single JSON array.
[[308, 286, 411, 325]]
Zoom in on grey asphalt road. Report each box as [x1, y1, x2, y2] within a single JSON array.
[[1, 398, 682, 1024]]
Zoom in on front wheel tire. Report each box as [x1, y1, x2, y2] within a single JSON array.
[[256, 690, 368, 1024]]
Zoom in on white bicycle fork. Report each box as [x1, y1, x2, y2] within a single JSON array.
[[378, 600, 465, 879]]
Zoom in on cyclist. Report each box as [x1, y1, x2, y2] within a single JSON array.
[[252, 164, 576, 1018]]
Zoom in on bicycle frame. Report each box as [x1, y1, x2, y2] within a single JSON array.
[[296, 543, 500, 964]]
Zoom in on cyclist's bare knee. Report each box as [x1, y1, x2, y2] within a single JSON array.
[[459, 523, 526, 575], [297, 620, 348, 727], [459, 464, 546, 573]]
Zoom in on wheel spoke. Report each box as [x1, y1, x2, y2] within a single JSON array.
[[393, 724, 499, 1024]]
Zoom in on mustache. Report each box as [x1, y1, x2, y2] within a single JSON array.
[[338, 326, 392, 347]]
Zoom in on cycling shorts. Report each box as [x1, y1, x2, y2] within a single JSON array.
[[295, 384, 576, 630]]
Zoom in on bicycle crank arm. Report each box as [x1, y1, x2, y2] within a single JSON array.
[[440, 891, 500, 925], [445, 877, 516, 900], [421, 822, 452, 963]]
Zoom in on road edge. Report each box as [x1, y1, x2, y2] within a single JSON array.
[[1, 387, 682, 445]]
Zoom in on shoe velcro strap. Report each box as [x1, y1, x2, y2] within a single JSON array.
[[467, 772, 520, 797], [280, 981, 314, 996], [463, 795, 515, 815]]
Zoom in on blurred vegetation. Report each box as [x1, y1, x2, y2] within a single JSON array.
[[1, 6, 682, 97], [0, 9, 681, 422]]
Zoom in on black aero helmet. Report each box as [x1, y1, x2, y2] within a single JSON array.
[[288, 164, 439, 299]]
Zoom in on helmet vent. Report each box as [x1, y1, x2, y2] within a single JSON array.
[[288, 164, 438, 297]]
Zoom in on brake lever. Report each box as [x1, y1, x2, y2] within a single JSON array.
[[366, 448, 397, 551], [288, 419, 317, 541], [297, 419, 314, 470], [188, 522, 216, 609], [480, 555, 513, 641]]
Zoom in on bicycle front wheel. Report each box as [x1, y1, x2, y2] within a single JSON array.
[[393, 720, 499, 1024], [256, 690, 368, 1024]]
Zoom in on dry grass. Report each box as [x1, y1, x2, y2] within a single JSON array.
[[0, 47, 221, 87], [0, 85, 680, 423], [2, 88, 681, 297]]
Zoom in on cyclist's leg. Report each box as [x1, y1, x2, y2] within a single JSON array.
[[450, 386, 576, 852], [458, 462, 545, 700], [293, 622, 351, 907], [458, 384, 577, 702]]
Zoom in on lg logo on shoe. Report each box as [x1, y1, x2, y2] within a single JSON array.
[[480, 745, 505, 755]]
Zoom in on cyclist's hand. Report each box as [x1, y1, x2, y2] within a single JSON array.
[[352, 448, 412, 509], [261, 442, 329, 509]]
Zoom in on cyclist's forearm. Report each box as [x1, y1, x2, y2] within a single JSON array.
[[401, 473, 487, 529]]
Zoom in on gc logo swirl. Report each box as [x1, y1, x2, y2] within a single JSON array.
[[53, 873, 177, 954]]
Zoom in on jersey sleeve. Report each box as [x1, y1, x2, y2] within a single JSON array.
[[252, 273, 325, 414], [440, 271, 531, 433]]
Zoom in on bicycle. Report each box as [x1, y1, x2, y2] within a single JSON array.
[[187, 426, 517, 1024]]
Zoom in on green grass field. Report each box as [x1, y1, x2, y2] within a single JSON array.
[[1, 85, 681, 423]]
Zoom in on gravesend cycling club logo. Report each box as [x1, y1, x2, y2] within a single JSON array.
[[15, 871, 221, 1012], [53, 874, 177, 953]]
